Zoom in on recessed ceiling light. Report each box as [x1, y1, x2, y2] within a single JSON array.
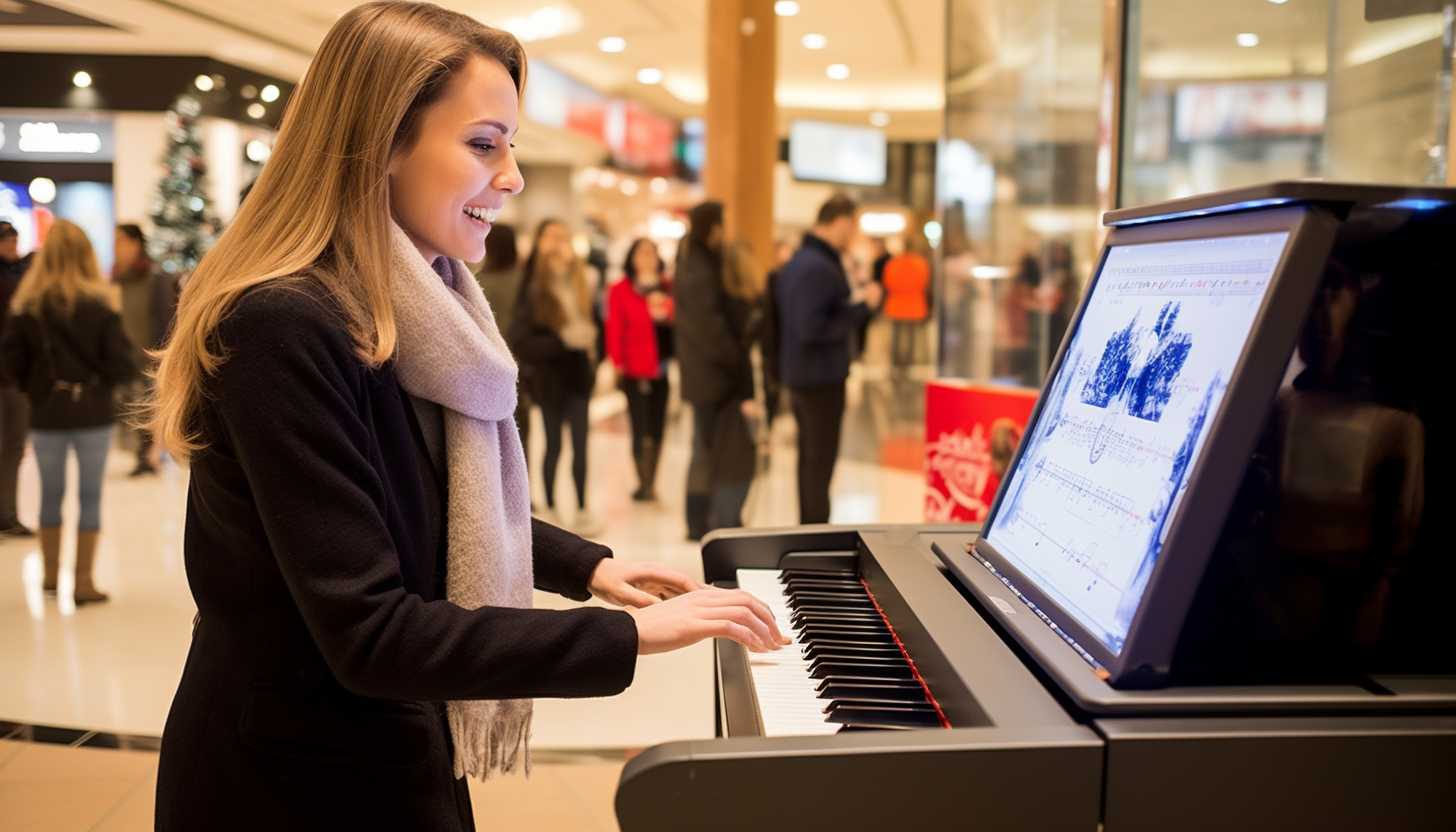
[[1266, 0, 1289, 4], [826, 64, 850, 80], [801, 33, 827, 49], [870, 111, 890, 127], [620, 179, 639, 196], [241, 84, 257, 99], [637, 67, 664, 84], [194, 74, 214, 92], [72, 71, 91, 88], [29, 177, 57, 205], [1236, 32, 1260, 47], [260, 84, 280, 102], [247, 103, 266, 119], [775, 1, 800, 15], [598, 37, 625, 53]]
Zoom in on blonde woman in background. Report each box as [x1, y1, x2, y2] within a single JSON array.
[[510, 218, 601, 533], [140, 4, 781, 828], [0, 220, 138, 604]]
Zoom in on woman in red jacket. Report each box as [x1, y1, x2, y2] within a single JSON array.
[[606, 238, 673, 501]]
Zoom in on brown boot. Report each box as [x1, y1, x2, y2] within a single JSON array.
[[40, 527, 62, 595], [73, 530, 109, 605]]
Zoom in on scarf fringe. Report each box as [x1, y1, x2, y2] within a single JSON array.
[[449, 699, 533, 780]]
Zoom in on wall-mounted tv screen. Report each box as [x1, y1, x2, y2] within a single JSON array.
[[788, 120, 886, 186]]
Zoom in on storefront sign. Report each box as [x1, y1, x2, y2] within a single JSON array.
[[0, 117, 115, 163]]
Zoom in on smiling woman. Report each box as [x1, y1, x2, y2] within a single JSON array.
[[144, 3, 783, 831]]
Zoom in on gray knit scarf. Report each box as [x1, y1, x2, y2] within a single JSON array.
[[387, 221, 534, 780]]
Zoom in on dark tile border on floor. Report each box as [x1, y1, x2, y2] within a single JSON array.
[[0, 720, 162, 752]]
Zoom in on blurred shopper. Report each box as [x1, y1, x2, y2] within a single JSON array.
[[475, 223, 533, 450], [1, 220, 138, 603], [511, 218, 600, 534], [1044, 238, 1081, 360], [675, 202, 754, 538], [144, 6, 780, 828], [997, 235, 1046, 385], [606, 238, 673, 502], [112, 223, 177, 475], [0, 220, 35, 536], [777, 194, 882, 524], [882, 237, 931, 369]]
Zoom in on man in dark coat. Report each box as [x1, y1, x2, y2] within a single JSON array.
[[776, 195, 882, 524], [0, 220, 35, 536]]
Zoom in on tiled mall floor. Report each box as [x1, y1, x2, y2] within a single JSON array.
[[0, 347, 929, 830]]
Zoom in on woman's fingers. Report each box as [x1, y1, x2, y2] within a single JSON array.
[[626, 588, 787, 655]]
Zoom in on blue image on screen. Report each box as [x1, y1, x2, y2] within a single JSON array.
[[984, 232, 1288, 652]]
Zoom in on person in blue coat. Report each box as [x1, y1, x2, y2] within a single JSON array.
[[776, 195, 883, 523]]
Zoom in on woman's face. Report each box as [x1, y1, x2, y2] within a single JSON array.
[[537, 222, 573, 269], [389, 55, 524, 264], [630, 241, 660, 283]]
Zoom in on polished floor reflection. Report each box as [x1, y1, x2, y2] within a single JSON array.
[[0, 326, 932, 830]]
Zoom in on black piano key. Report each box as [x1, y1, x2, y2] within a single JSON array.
[[791, 610, 883, 624], [803, 645, 905, 661], [835, 724, 917, 732], [808, 654, 910, 668], [794, 620, 887, 633], [782, 578, 865, 591], [825, 706, 944, 729], [787, 595, 875, 608], [810, 663, 917, 680], [825, 699, 937, 714], [816, 681, 926, 700], [779, 569, 857, 583], [798, 628, 892, 644]]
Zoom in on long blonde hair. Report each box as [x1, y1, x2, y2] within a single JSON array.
[[721, 238, 763, 301], [10, 220, 113, 317], [143, 1, 525, 461], [526, 219, 591, 332]]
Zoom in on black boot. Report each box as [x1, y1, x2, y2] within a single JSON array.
[[685, 493, 711, 541], [632, 439, 658, 502]]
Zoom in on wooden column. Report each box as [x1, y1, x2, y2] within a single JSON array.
[[1448, 77, 1455, 186], [704, 0, 777, 274]]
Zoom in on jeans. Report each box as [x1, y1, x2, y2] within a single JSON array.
[[30, 426, 113, 531]]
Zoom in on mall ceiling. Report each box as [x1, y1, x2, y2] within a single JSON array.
[[1, 0, 948, 139]]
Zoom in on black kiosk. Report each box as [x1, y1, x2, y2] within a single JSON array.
[[615, 183, 1456, 831]]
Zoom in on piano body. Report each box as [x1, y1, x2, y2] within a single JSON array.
[[616, 184, 1456, 831]]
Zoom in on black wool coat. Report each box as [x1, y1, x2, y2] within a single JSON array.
[[0, 296, 139, 428], [155, 280, 638, 832]]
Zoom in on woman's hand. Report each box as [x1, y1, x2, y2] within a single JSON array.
[[626, 588, 788, 654], [588, 558, 707, 609]]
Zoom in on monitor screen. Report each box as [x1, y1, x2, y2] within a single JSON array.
[[982, 231, 1290, 653], [788, 120, 887, 186]]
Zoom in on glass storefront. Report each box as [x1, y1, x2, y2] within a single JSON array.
[[939, 0, 1106, 387], [938, 0, 1454, 391], [1121, 0, 1453, 206]]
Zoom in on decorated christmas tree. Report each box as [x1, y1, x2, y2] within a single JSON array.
[[149, 94, 222, 277]]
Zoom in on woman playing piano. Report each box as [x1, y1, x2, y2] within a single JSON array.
[[145, 4, 783, 829]]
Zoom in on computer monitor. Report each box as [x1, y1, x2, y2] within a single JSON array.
[[971, 205, 1340, 688]]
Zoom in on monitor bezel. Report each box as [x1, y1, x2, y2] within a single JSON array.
[[972, 205, 1341, 688]]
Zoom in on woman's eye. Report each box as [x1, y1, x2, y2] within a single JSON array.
[[471, 142, 495, 153]]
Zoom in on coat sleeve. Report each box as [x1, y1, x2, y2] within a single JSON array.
[[788, 260, 869, 349], [0, 317, 33, 388], [532, 517, 609, 601], [98, 309, 141, 385], [209, 288, 637, 702], [604, 284, 627, 371]]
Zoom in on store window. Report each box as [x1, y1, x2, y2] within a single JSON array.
[[1120, 0, 1453, 207], [939, 0, 1105, 387]]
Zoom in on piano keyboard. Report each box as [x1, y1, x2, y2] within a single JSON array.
[[737, 567, 949, 737]]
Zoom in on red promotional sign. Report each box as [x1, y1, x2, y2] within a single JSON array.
[[925, 381, 1038, 523]]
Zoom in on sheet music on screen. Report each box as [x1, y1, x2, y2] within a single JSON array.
[[983, 232, 1290, 653]]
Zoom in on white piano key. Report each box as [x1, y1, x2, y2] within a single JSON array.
[[737, 568, 843, 737]]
